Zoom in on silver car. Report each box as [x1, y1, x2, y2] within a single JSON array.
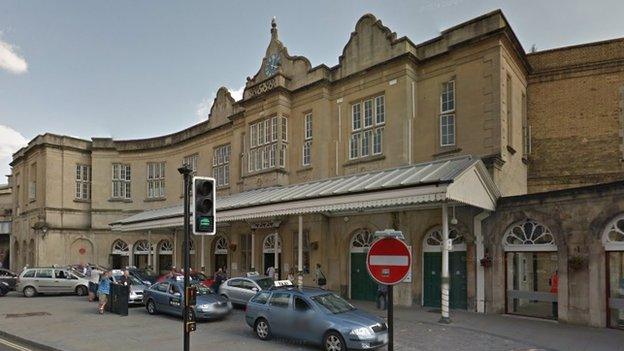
[[17, 267, 90, 298], [219, 275, 274, 306], [111, 270, 148, 305]]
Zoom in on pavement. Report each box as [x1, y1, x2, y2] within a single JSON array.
[[0, 292, 622, 351]]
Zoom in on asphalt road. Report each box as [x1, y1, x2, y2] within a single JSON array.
[[0, 336, 46, 351]]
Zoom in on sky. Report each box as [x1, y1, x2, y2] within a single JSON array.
[[1, 0, 624, 183]]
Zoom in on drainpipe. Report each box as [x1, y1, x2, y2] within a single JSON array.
[[474, 210, 490, 314]]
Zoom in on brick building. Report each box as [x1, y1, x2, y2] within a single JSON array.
[[7, 10, 624, 328]]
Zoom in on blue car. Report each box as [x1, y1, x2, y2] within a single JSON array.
[[143, 280, 232, 321], [245, 287, 388, 351]]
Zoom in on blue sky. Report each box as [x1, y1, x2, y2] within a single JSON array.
[[1, 0, 623, 182]]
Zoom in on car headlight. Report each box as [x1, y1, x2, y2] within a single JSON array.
[[349, 327, 374, 340], [198, 304, 212, 311]]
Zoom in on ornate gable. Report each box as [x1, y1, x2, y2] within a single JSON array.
[[206, 87, 235, 128]]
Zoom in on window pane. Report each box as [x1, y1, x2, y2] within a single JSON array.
[[305, 114, 312, 140], [281, 117, 288, 142], [251, 124, 257, 148], [224, 164, 229, 185], [269, 144, 276, 167], [272, 117, 278, 142], [373, 128, 383, 155], [265, 119, 271, 144], [362, 130, 371, 157], [364, 99, 373, 128], [350, 133, 360, 159], [376, 96, 385, 124], [76, 165, 81, 180], [352, 103, 361, 130]]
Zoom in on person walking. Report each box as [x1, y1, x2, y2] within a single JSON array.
[[549, 270, 559, 319], [266, 266, 275, 279], [212, 268, 224, 291], [315, 264, 327, 289], [119, 270, 131, 286], [97, 271, 112, 314], [287, 267, 295, 283], [377, 283, 388, 310]]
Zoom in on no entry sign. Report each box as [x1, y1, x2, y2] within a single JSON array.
[[366, 237, 411, 285]]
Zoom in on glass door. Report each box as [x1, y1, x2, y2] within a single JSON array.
[[506, 252, 558, 319], [608, 251, 624, 329]]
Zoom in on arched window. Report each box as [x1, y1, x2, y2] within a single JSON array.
[[603, 214, 624, 251], [159, 240, 173, 254], [263, 233, 282, 253], [350, 229, 375, 253], [503, 219, 556, 251], [423, 227, 465, 252], [112, 240, 130, 255], [214, 236, 228, 255], [134, 240, 153, 254]]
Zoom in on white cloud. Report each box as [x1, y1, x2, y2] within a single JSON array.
[[196, 85, 245, 121], [0, 37, 28, 74], [0, 125, 28, 183]]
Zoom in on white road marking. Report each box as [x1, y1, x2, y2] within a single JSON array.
[[369, 255, 409, 266], [0, 337, 32, 351]]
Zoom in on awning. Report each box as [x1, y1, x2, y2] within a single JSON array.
[[111, 155, 500, 232]]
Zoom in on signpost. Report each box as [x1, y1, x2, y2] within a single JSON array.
[[367, 230, 411, 351]]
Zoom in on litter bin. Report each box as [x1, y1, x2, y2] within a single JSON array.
[[107, 283, 129, 316]]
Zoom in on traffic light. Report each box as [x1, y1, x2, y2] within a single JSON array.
[[192, 176, 216, 235], [186, 286, 197, 306]]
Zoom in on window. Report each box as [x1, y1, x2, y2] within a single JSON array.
[[440, 114, 455, 147], [184, 154, 198, 174], [248, 117, 287, 172], [269, 292, 291, 308], [213, 144, 230, 187], [439, 80, 456, 147], [303, 141, 312, 166], [36, 269, 53, 278], [22, 269, 35, 278], [251, 291, 270, 304], [112, 163, 131, 199], [294, 297, 311, 312], [75, 164, 91, 200], [302, 114, 312, 166], [28, 163, 36, 201], [147, 162, 165, 198], [304, 113, 313, 140], [349, 95, 385, 159]]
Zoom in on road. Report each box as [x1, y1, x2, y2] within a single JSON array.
[[0, 336, 45, 351]]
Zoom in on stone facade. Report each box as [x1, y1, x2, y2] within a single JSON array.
[[0, 183, 11, 269], [6, 10, 624, 328]]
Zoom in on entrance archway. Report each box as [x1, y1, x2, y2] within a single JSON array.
[[158, 239, 173, 274], [422, 226, 467, 309], [263, 233, 281, 279], [503, 219, 558, 320], [603, 214, 624, 329], [133, 240, 153, 269], [349, 229, 376, 301], [212, 235, 228, 275], [111, 239, 130, 269]]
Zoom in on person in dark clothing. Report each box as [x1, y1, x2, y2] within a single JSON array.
[[377, 284, 388, 310], [212, 268, 224, 291]]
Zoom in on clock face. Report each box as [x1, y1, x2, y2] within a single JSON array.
[[264, 53, 280, 76]]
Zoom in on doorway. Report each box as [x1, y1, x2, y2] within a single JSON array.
[[349, 229, 377, 301], [262, 233, 281, 279]]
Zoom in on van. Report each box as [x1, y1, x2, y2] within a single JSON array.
[[16, 267, 89, 298]]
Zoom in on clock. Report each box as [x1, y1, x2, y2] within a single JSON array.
[[264, 53, 281, 76]]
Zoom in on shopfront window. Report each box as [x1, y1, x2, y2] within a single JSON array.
[[603, 214, 624, 329], [503, 219, 558, 320]]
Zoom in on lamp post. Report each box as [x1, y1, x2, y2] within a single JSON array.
[[178, 164, 192, 351]]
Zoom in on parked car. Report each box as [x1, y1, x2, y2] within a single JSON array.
[[128, 268, 157, 286], [0, 268, 18, 291], [0, 281, 9, 296], [245, 287, 388, 351], [143, 280, 232, 321], [219, 275, 274, 306], [17, 267, 90, 298], [110, 270, 148, 305]]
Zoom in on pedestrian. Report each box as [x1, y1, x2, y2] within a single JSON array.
[[97, 271, 112, 314], [315, 263, 327, 289], [266, 266, 275, 279], [212, 268, 224, 291], [377, 283, 388, 310], [287, 267, 295, 283], [549, 270, 559, 319], [119, 269, 131, 286]]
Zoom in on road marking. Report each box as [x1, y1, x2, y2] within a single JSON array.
[[0, 337, 32, 351], [369, 255, 409, 266]]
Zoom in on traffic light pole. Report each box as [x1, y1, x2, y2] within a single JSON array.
[[178, 165, 192, 351]]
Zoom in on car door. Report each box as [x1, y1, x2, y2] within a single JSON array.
[[224, 279, 244, 304], [291, 295, 319, 342], [267, 292, 292, 337], [167, 283, 183, 316], [53, 269, 74, 293], [151, 282, 171, 313], [240, 279, 260, 303], [35, 269, 55, 293]]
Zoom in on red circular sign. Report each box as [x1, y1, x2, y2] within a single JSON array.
[[366, 237, 411, 285]]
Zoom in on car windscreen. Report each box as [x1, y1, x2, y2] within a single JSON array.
[[255, 278, 273, 290], [113, 274, 143, 285], [311, 293, 356, 314], [192, 284, 213, 296]]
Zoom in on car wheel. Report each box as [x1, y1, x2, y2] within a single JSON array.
[[146, 300, 157, 315], [323, 331, 346, 351], [254, 318, 271, 340], [23, 286, 36, 298], [75, 285, 88, 296]]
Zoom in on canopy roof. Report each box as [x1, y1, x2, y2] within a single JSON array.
[[111, 155, 500, 232]]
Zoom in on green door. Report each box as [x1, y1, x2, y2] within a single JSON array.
[[350, 253, 378, 301], [423, 251, 467, 309]]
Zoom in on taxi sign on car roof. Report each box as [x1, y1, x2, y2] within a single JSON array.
[[273, 280, 293, 287]]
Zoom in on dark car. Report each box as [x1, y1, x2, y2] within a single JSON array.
[[0, 268, 18, 291], [245, 286, 388, 351], [143, 280, 232, 321], [0, 281, 9, 296], [128, 268, 157, 286]]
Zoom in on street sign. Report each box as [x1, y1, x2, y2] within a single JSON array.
[[366, 236, 412, 285]]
